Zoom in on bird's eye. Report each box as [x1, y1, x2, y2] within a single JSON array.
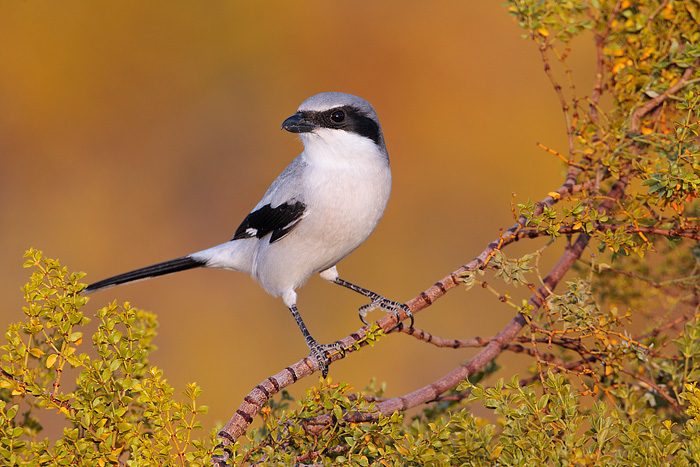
[[330, 110, 345, 123]]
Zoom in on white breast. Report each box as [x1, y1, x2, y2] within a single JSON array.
[[253, 129, 392, 297]]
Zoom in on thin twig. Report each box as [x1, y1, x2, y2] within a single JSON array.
[[630, 59, 700, 131], [590, 0, 622, 123], [396, 324, 490, 348], [601, 267, 700, 288], [619, 367, 681, 412], [515, 224, 700, 241], [1, 368, 78, 417], [518, 356, 598, 387], [396, 325, 567, 365]]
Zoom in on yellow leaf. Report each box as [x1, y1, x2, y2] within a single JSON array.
[[612, 61, 626, 74], [537, 27, 549, 37], [548, 191, 561, 200], [491, 444, 503, 458], [46, 354, 58, 368]]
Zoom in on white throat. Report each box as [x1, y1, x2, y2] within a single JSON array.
[[301, 129, 388, 169]]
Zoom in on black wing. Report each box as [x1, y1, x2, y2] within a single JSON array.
[[232, 201, 306, 243]]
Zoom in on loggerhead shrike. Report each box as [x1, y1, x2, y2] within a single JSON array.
[[85, 92, 411, 376]]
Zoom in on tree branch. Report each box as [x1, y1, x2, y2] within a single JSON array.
[[514, 224, 700, 241], [212, 171, 586, 462], [212, 38, 698, 467], [396, 324, 492, 348], [300, 176, 629, 435], [214, 144, 634, 460], [630, 58, 700, 131], [590, 0, 622, 123], [517, 355, 599, 387], [342, 227, 593, 425]]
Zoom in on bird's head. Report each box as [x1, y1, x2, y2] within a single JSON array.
[[281, 92, 387, 159]]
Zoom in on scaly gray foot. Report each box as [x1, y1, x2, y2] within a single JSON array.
[[358, 298, 413, 328], [308, 341, 343, 377]]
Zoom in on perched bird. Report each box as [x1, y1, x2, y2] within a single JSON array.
[[85, 92, 411, 376]]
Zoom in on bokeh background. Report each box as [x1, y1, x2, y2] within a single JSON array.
[[1, 2, 595, 436]]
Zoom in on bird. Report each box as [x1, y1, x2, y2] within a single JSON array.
[[84, 92, 411, 376]]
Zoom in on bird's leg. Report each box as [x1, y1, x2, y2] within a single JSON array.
[[287, 304, 341, 377], [319, 268, 412, 328]]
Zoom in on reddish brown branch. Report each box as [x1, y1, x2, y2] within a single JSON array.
[[396, 324, 491, 348], [590, 0, 622, 123], [294, 445, 347, 464], [396, 325, 566, 365], [317, 183, 633, 431], [213, 161, 626, 460], [515, 224, 700, 241], [636, 315, 688, 340], [338, 231, 593, 426], [300, 176, 629, 433], [212, 164, 642, 465], [619, 368, 681, 412], [212, 42, 698, 467], [401, 325, 588, 366], [630, 59, 700, 131], [539, 43, 575, 157], [601, 267, 700, 289], [518, 356, 599, 387], [212, 172, 586, 462], [1, 368, 77, 417], [428, 310, 688, 404]]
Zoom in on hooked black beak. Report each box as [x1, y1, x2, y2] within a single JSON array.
[[281, 113, 317, 133]]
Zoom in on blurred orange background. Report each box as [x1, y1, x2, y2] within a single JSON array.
[[1, 2, 594, 436]]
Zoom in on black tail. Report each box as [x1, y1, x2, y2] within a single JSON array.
[[84, 256, 207, 293]]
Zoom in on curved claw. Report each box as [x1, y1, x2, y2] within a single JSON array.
[[357, 298, 413, 329], [398, 302, 414, 328], [358, 302, 378, 325], [308, 342, 343, 377]]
